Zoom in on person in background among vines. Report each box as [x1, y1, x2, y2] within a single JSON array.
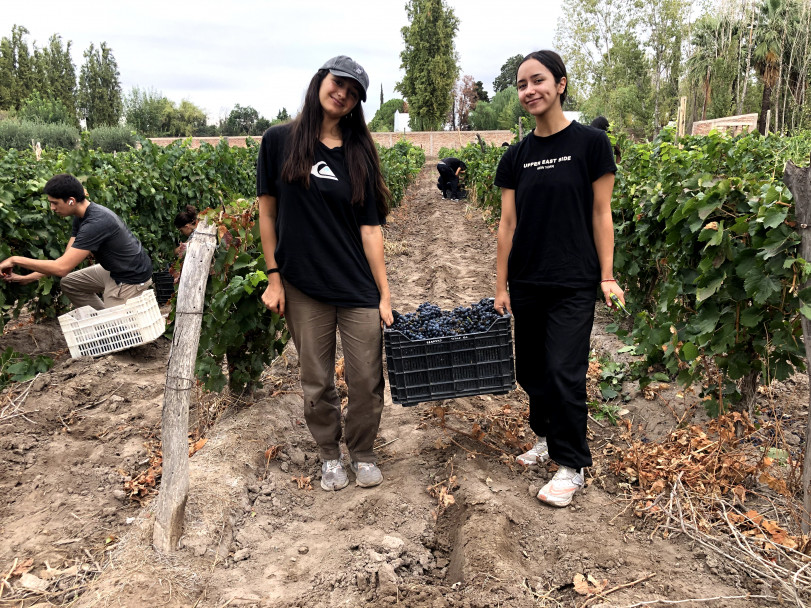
[[173, 205, 199, 257], [256, 55, 393, 491], [436, 156, 466, 200], [590, 116, 621, 164], [0, 173, 153, 310], [494, 51, 625, 507]]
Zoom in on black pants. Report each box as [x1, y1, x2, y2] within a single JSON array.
[[511, 285, 596, 469], [436, 163, 460, 198]]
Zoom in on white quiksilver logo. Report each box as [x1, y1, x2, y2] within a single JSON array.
[[311, 161, 338, 181]]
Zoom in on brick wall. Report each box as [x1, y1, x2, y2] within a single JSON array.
[[690, 113, 758, 136], [149, 130, 514, 155], [370, 130, 513, 155]]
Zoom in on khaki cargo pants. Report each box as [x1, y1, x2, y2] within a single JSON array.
[[283, 280, 384, 464], [61, 264, 152, 310]]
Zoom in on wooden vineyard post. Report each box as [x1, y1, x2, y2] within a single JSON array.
[[784, 154, 811, 534], [153, 220, 218, 552], [677, 96, 687, 139]]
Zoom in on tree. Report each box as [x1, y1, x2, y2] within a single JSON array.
[[641, 0, 686, 130], [174, 99, 208, 136], [396, 0, 460, 131], [553, 0, 640, 102], [369, 99, 406, 131], [0, 26, 37, 111], [583, 31, 653, 137], [468, 101, 497, 130], [222, 104, 260, 135], [754, 0, 784, 133], [493, 54, 524, 93], [380, 83, 384, 107], [0, 37, 13, 109], [272, 107, 291, 124], [78, 42, 123, 128], [685, 16, 724, 121], [254, 117, 271, 134], [469, 86, 532, 130], [37, 34, 77, 126], [455, 75, 479, 130], [18, 91, 72, 124], [11, 26, 35, 109], [124, 86, 172, 135], [474, 80, 489, 103]]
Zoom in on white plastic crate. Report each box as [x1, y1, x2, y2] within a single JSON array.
[[59, 289, 165, 358]]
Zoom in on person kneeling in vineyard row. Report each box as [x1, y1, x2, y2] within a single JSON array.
[[0, 173, 154, 310], [436, 157, 466, 200]]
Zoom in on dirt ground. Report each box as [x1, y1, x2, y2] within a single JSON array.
[[1, 163, 807, 607]]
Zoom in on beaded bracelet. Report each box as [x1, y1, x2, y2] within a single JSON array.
[[600, 278, 616, 283]]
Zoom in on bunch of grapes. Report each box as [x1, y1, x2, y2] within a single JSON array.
[[390, 297, 503, 340]]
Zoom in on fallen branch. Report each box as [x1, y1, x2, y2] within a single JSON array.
[[579, 572, 656, 608], [440, 421, 509, 455], [0, 375, 38, 421], [612, 593, 778, 607], [667, 478, 809, 607]]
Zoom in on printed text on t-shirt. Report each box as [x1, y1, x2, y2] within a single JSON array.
[[523, 156, 572, 170]]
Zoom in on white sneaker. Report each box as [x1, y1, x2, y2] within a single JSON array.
[[516, 438, 549, 466], [537, 466, 584, 507], [320, 459, 349, 491], [350, 460, 383, 488]]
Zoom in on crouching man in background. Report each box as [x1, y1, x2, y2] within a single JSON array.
[[0, 173, 153, 310], [436, 157, 467, 200]]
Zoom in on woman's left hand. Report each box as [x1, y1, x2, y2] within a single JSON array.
[[600, 280, 626, 309], [379, 297, 393, 327]]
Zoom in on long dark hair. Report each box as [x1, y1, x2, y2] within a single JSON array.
[[281, 68, 391, 219], [174, 204, 198, 228], [520, 50, 568, 106]]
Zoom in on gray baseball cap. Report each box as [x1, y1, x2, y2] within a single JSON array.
[[320, 55, 369, 102]]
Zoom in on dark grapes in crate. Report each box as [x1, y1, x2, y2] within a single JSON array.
[[390, 297, 502, 340], [384, 297, 515, 407]]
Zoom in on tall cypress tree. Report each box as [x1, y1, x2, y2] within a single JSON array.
[[395, 0, 459, 131], [0, 37, 14, 110], [39, 35, 78, 126], [11, 26, 35, 109], [78, 42, 123, 128], [0, 26, 37, 110]]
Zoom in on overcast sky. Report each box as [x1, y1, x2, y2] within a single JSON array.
[[3, 0, 564, 124]]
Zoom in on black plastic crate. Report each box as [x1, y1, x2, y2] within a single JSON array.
[[152, 271, 175, 305], [384, 315, 515, 407]]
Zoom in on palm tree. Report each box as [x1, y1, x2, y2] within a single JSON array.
[[754, 0, 786, 133], [686, 16, 722, 121]]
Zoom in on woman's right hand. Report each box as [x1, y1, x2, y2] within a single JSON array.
[[494, 290, 511, 316], [261, 278, 285, 316]]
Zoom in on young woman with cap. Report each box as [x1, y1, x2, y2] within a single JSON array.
[[494, 50, 626, 507], [256, 56, 392, 492]]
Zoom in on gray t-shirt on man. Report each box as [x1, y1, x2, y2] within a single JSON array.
[[71, 202, 152, 284]]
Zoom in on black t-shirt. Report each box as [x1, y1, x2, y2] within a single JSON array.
[[494, 121, 616, 289], [256, 123, 383, 308], [440, 158, 466, 172], [71, 202, 153, 284]]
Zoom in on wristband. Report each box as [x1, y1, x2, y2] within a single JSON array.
[[266, 268, 280, 275], [601, 278, 616, 283]]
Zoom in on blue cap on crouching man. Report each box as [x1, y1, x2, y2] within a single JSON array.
[[320, 55, 369, 102]]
